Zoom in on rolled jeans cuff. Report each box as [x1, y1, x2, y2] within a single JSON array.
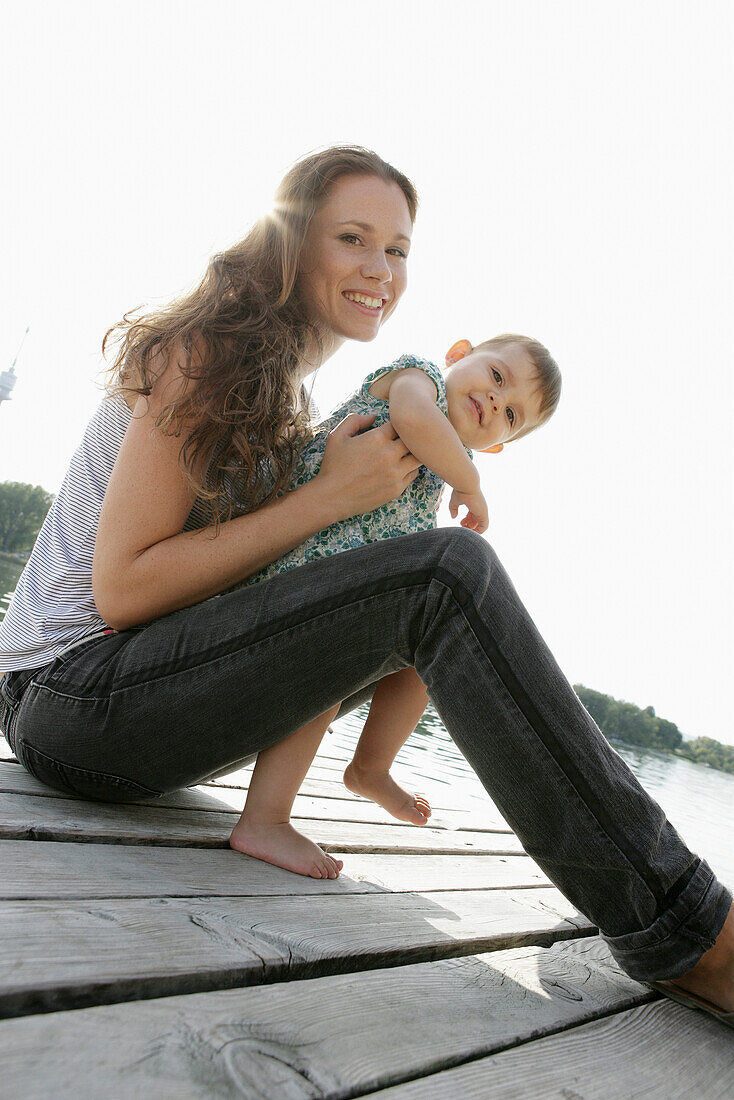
[[603, 858, 732, 982]]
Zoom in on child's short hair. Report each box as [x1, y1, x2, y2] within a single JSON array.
[[475, 334, 561, 440]]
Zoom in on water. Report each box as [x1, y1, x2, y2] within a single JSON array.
[[2, 557, 732, 888], [330, 703, 734, 890]]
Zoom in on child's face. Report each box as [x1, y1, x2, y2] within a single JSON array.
[[444, 343, 544, 451]]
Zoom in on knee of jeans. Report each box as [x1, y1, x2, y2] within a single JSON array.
[[434, 527, 496, 589]]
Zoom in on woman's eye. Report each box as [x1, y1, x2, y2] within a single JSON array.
[[340, 234, 361, 245], [388, 247, 407, 258], [492, 368, 502, 384]]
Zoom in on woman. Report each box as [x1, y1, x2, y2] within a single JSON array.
[[0, 145, 732, 1023]]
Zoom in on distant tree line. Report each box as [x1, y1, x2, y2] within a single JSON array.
[[0, 481, 54, 554], [574, 684, 734, 775], [677, 737, 734, 774]]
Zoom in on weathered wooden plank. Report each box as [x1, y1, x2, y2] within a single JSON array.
[[207, 772, 353, 800], [364, 999, 733, 1100], [0, 887, 593, 1017], [0, 759, 376, 806], [0, 840, 550, 899], [0, 938, 650, 1099], [0, 792, 522, 852], [210, 752, 511, 832], [0, 761, 511, 832]]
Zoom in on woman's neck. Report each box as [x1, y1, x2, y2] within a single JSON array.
[[296, 330, 346, 386]]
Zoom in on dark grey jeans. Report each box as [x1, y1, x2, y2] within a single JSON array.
[[1, 527, 730, 981]]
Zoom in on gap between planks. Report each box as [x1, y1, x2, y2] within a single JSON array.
[[0, 756, 513, 834], [0, 937, 675, 1100], [0, 886, 595, 1019]]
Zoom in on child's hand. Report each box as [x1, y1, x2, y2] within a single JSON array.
[[448, 487, 489, 534]]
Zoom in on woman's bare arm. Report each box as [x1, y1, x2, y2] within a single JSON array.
[[93, 348, 421, 630]]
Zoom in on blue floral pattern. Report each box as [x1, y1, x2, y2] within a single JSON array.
[[240, 355, 472, 587]]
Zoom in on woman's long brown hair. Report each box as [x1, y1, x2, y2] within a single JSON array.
[[102, 146, 418, 530]]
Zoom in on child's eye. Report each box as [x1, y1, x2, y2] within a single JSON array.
[[492, 368, 503, 384], [507, 408, 515, 426]]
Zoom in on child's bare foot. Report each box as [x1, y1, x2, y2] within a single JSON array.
[[343, 761, 431, 825], [229, 819, 343, 879]]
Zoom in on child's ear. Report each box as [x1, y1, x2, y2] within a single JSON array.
[[445, 339, 473, 366], [479, 444, 504, 454]]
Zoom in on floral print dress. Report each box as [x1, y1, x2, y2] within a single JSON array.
[[241, 354, 472, 587]]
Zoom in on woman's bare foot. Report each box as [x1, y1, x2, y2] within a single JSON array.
[[343, 760, 431, 825], [667, 901, 734, 1012], [229, 818, 343, 879]]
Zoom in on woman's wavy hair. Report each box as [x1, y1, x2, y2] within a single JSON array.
[[103, 145, 419, 528]]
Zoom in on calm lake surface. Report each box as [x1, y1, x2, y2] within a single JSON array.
[[3, 554, 732, 888], [332, 700, 734, 891]]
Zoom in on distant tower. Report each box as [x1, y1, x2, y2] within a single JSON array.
[[1, 326, 29, 407], [0, 366, 17, 405]]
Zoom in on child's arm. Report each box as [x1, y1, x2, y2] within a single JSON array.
[[379, 368, 489, 532]]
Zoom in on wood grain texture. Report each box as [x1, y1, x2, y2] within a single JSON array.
[[0, 840, 551, 899], [0, 791, 522, 852], [0, 938, 648, 1100], [0, 887, 593, 1017], [0, 759, 399, 810], [0, 761, 512, 832], [364, 999, 734, 1100]]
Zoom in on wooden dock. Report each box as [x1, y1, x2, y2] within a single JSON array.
[[0, 730, 731, 1097]]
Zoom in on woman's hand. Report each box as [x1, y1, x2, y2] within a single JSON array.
[[317, 413, 422, 521], [448, 486, 489, 534]]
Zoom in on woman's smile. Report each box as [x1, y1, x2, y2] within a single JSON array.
[[342, 290, 387, 315], [297, 173, 412, 351]]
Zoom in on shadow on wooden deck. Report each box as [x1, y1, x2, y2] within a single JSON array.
[[0, 733, 731, 1097]]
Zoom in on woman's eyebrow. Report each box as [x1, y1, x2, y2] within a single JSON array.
[[338, 220, 411, 244]]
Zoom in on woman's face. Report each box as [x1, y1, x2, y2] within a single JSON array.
[[297, 173, 413, 349]]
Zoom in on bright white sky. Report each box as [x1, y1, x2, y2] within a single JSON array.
[[1, 1, 732, 744]]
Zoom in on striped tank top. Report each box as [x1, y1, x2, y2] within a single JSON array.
[[0, 390, 319, 674]]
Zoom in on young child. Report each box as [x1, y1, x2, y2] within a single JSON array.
[[229, 334, 561, 878]]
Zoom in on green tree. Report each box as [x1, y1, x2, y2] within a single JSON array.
[[574, 683, 683, 752], [0, 481, 54, 554], [678, 737, 734, 775]]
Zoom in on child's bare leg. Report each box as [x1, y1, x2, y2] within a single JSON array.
[[344, 667, 432, 825], [230, 703, 343, 878]]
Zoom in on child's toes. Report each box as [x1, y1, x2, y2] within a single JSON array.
[[325, 856, 341, 878]]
